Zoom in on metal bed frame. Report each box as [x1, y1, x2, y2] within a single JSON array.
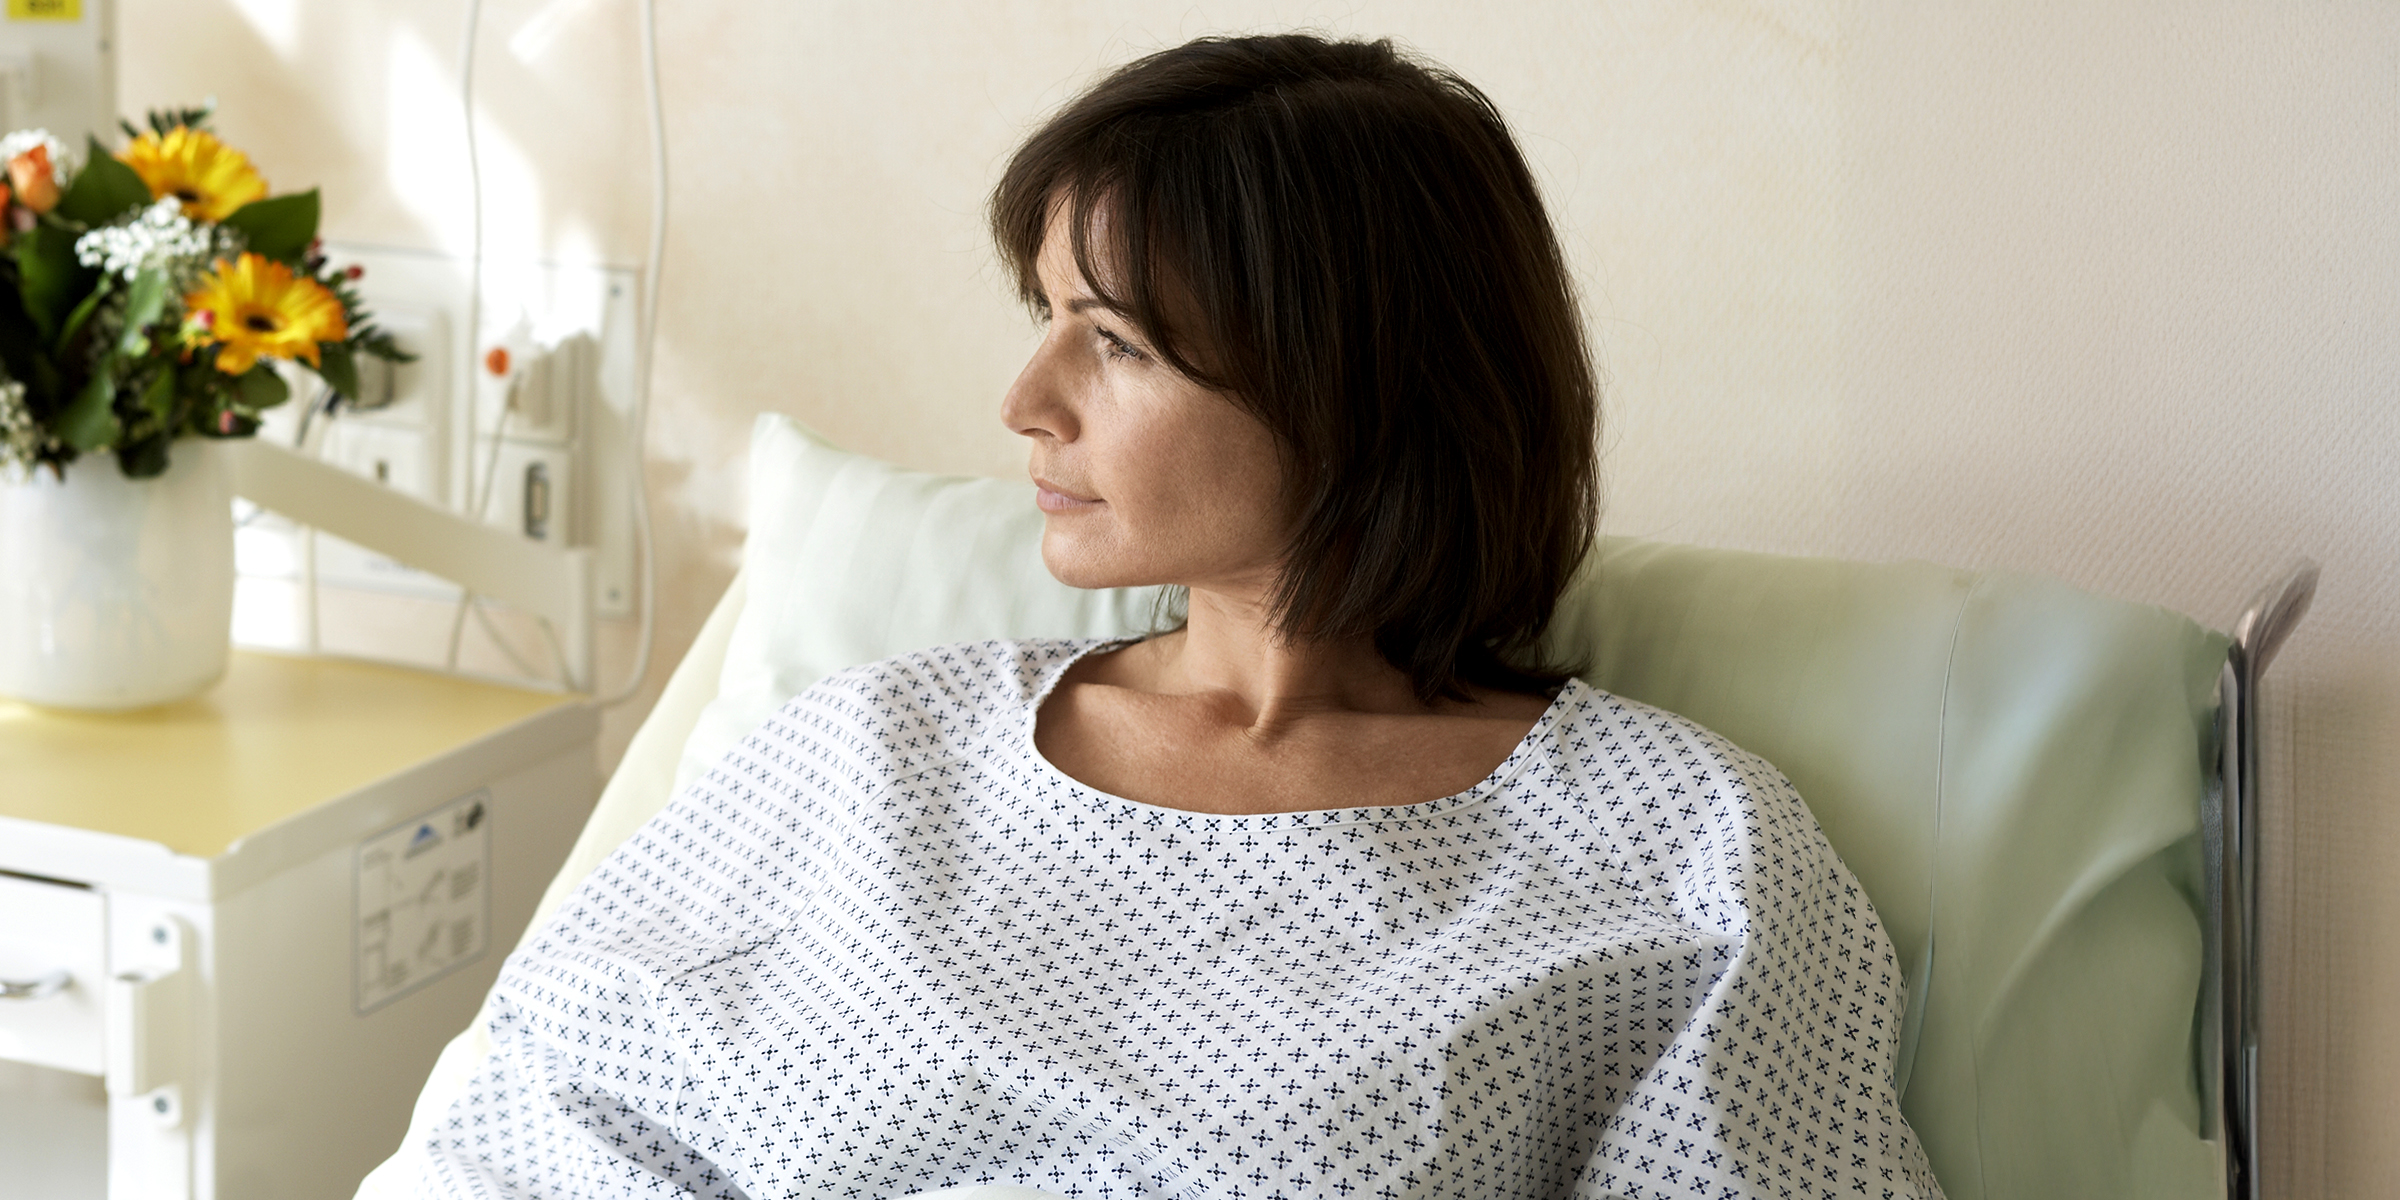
[[2207, 559, 2319, 1200]]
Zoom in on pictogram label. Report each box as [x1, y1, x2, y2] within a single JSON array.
[[355, 790, 491, 1013]]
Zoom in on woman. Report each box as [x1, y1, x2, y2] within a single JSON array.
[[420, 35, 1938, 1200]]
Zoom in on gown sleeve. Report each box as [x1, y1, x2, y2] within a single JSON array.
[[414, 669, 914, 1198], [419, 990, 750, 1200], [1569, 735, 1942, 1199], [415, 731, 827, 1199]]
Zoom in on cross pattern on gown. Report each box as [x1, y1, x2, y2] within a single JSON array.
[[423, 639, 1940, 1200]]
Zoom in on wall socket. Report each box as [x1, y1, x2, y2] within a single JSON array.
[[237, 244, 641, 625]]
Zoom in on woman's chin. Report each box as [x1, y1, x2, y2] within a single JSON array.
[[1039, 533, 1145, 591], [1038, 552, 1114, 591]]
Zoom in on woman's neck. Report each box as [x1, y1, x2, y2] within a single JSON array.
[[1127, 583, 1428, 735]]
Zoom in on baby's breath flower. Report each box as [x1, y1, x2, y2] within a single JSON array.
[[74, 196, 242, 288], [0, 378, 48, 474]]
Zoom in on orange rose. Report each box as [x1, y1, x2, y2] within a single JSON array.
[[8, 144, 58, 214]]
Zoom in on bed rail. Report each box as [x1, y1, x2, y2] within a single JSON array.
[[2207, 559, 2317, 1200]]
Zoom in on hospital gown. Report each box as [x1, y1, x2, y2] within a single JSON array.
[[421, 639, 1942, 1200]]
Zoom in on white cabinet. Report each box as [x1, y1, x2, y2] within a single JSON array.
[[0, 874, 106, 1075], [0, 652, 598, 1199]]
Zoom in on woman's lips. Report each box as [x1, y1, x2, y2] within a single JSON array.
[[1033, 478, 1102, 514]]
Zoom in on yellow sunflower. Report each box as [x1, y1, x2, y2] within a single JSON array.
[[120, 127, 268, 222], [184, 254, 348, 375]]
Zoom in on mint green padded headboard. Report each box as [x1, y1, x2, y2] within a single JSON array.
[[1549, 538, 2230, 1200]]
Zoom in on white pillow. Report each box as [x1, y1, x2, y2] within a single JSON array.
[[674, 413, 1164, 792]]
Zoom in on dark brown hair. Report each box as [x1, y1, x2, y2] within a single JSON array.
[[992, 34, 1599, 702]]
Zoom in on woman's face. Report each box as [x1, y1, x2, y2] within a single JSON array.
[[1000, 221, 1287, 597]]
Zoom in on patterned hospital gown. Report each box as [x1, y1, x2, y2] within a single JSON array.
[[422, 639, 1941, 1200]]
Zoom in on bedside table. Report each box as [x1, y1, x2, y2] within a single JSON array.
[[0, 651, 599, 1200]]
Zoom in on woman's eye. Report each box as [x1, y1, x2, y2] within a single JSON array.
[[1095, 326, 1145, 362]]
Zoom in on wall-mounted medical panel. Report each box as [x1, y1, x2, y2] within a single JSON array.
[[236, 245, 642, 631]]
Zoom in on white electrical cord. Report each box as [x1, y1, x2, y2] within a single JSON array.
[[442, 0, 662, 706], [444, 0, 487, 675], [446, 383, 531, 676], [450, 377, 564, 685], [593, 0, 664, 708], [442, 396, 509, 669], [471, 602, 545, 678]]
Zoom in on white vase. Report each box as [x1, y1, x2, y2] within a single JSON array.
[[0, 441, 236, 709]]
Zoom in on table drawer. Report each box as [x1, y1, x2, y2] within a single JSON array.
[[0, 873, 106, 1075]]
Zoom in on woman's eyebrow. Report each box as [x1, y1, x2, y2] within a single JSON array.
[[1061, 297, 1130, 318]]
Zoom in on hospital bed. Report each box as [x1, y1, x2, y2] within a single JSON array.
[[358, 414, 2310, 1200]]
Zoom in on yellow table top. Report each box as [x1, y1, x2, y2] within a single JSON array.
[[0, 652, 577, 859]]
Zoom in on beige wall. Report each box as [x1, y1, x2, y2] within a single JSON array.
[[120, 1, 2397, 1191]]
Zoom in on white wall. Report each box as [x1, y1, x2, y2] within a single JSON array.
[[118, 1, 2398, 1191]]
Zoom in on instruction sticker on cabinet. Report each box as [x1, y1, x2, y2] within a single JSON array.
[[356, 790, 491, 1013]]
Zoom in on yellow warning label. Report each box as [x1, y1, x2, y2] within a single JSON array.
[[6, 0, 81, 20]]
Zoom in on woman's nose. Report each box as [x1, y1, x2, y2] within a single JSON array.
[[1000, 338, 1078, 443]]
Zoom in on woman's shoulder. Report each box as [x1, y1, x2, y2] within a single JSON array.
[[794, 636, 1124, 732], [1537, 679, 1845, 895], [723, 638, 1120, 795], [1541, 678, 1801, 809]]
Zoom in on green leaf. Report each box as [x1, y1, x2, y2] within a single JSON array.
[[356, 326, 417, 364], [114, 267, 168, 356], [54, 139, 154, 227], [138, 367, 175, 422], [236, 364, 289, 410], [13, 223, 92, 342], [116, 432, 171, 478], [55, 278, 109, 356], [21, 354, 60, 406], [315, 340, 359, 400], [147, 106, 214, 137], [221, 190, 318, 263], [55, 372, 117, 450]]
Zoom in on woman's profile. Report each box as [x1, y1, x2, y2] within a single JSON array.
[[417, 34, 1939, 1200]]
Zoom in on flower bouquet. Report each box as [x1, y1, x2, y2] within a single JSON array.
[[0, 107, 408, 709], [0, 106, 407, 478]]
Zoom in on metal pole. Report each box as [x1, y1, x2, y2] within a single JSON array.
[[2214, 559, 2318, 1200]]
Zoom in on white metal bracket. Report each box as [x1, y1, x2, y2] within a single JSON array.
[[227, 437, 596, 691]]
